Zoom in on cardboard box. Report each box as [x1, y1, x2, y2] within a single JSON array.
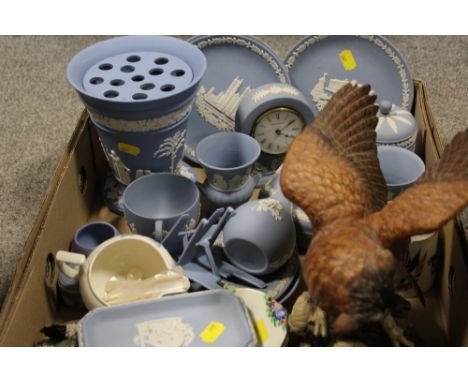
[[1, 80, 467, 346]]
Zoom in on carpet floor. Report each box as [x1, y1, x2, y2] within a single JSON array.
[[0, 35, 467, 307]]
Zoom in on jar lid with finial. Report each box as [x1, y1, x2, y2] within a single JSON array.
[[376, 100, 418, 152]]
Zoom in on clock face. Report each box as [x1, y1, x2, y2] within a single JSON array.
[[252, 108, 304, 155]]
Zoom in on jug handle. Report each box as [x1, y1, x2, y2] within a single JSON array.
[[154, 220, 164, 242], [56, 250, 86, 280]]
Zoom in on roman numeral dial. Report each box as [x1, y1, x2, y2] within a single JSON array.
[[252, 107, 305, 155]]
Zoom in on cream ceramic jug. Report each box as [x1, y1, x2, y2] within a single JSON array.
[[56, 234, 186, 310]]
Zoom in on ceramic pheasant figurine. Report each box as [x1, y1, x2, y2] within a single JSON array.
[[281, 83, 468, 346]]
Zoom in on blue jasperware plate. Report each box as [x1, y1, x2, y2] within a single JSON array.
[[184, 35, 290, 163], [284, 35, 414, 114]]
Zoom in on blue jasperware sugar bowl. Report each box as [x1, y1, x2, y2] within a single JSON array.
[[376, 100, 418, 152]]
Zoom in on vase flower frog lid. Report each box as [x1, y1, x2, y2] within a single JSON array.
[[376, 100, 418, 149]]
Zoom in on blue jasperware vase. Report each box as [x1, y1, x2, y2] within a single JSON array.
[[67, 36, 207, 186], [92, 115, 189, 186], [67, 35, 206, 127]]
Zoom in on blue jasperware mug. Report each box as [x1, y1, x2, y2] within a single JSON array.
[[123, 173, 200, 254]]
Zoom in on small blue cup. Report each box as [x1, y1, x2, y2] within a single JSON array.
[[377, 145, 425, 199], [59, 221, 119, 309], [71, 221, 120, 256]]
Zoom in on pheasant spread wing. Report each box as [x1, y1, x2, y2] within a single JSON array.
[[280, 83, 387, 229], [367, 129, 468, 246]]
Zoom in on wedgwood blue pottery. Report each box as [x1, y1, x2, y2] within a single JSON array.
[[222, 198, 296, 275], [397, 231, 439, 297], [220, 249, 300, 303], [285, 35, 414, 114], [275, 260, 302, 305], [72, 221, 120, 255], [59, 221, 120, 309], [123, 173, 200, 254], [377, 145, 425, 199], [101, 162, 199, 215], [67, 35, 207, 127], [196, 132, 261, 208], [78, 290, 257, 346], [58, 272, 83, 309], [176, 208, 267, 290], [259, 168, 293, 208], [292, 207, 314, 253], [198, 176, 257, 209], [259, 169, 313, 252], [184, 35, 290, 163], [376, 100, 418, 151], [235, 83, 316, 177], [93, 114, 189, 186]]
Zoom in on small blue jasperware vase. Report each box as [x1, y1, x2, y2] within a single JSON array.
[[196, 132, 261, 208]]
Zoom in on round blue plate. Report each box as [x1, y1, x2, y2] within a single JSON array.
[[184, 35, 290, 164], [284, 35, 414, 114]]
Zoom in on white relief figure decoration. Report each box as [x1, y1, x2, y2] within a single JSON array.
[[196, 76, 251, 131], [293, 207, 310, 223], [186, 218, 197, 231], [263, 182, 276, 197], [153, 130, 186, 173], [253, 198, 283, 221], [133, 317, 195, 347], [210, 174, 249, 191], [128, 223, 137, 233], [213, 231, 224, 248], [211, 175, 229, 191], [253, 157, 283, 176], [104, 176, 124, 207], [99, 137, 132, 185], [251, 85, 300, 103], [310, 73, 366, 112], [135, 169, 153, 179], [176, 163, 196, 181], [107, 150, 132, 185], [91, 103, 192, 133]]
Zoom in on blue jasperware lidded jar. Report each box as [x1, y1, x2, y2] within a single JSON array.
[[376, 100, 418, 152]]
